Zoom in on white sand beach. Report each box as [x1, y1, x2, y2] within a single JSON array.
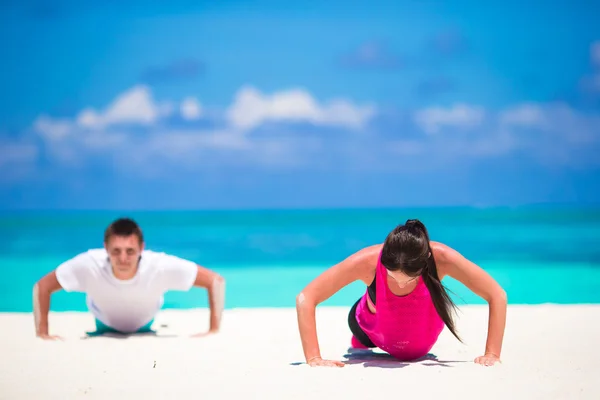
[[1, 305, 598, 400]]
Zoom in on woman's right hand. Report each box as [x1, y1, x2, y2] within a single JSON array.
[[297, 246, 378, 370], [307, 357, 345, 367]]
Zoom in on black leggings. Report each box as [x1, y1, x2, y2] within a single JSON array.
[[347, 297, 376, 348]]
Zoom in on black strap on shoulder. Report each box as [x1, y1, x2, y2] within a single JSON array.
[[367, 274, 376, 305]]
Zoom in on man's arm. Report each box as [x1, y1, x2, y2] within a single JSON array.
[[34, 252, 92, 339], [33, 271, 64, 340], [192, 265, 225, 334], [155, 253, 225, 335]]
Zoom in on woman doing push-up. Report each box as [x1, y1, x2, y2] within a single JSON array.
[[296, 219, 507, 367]]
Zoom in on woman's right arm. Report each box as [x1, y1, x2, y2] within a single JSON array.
[[295, 245, 379, 367]]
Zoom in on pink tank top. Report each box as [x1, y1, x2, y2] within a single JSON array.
[[355, 251, 445, 360]]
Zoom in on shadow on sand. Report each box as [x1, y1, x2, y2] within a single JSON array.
[[342, 348, 468, 368], [80, 323, 178, 340], [290, 348, 469, 369]]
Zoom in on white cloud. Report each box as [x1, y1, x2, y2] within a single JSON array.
[[499, 103, 547, 127], [407, 101, 600, 166], [414, 103, 485, 134], [33, 115, 72, 140], [80, 132, 128, 149], [17, 86, 600, 176], [443, 130, 517, 157], [31, 85, 375, 151], [76, 85, 172, 129], [121, 129, 315, 174], [499, 102, 600, 146], [33, 86, 175, 140], [226, 86, 376, 131], [156, 130, 248, 154], [180, 97, 203, 120]]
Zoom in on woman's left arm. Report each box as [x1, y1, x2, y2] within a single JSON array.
[[435, 242, 508, 366]]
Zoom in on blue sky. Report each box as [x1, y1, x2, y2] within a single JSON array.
[[1, 0, 599, 209]]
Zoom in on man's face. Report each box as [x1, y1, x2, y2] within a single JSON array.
[[104, 234, 144, 279]]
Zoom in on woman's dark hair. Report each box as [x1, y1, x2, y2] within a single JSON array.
[[104, 218, 144, 245], [380, 219, 461, 342]]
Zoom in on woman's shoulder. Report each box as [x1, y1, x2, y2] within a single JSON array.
[[349, 244, 382, 283], [430, 241, 463, 278], [355, 243, 383, 263], [430, 241, 452, 260]]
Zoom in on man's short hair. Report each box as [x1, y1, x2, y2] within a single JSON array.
[[104, 218, 144, 244]]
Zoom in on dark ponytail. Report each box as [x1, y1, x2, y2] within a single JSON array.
[[406, 219, 462, 343]]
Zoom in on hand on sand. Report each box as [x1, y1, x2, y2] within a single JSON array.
[[37, 333, 63, 341], [307, 357, 345, 367], [474, 353, 501, 366], [190, 330, 218, 338]]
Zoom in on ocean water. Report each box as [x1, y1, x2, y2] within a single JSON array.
[[0, 206, 599, 313]]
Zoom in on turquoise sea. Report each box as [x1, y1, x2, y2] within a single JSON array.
[[1, 206, 599, 312]]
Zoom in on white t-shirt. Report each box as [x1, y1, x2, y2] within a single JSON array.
[[55, 248, 198, 333]]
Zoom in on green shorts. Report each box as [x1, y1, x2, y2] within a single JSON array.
[[86, 319, 155, 336]]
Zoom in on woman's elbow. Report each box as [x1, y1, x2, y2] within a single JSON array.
[[492, 288, 508, 305], [296, 291, 316, 309]]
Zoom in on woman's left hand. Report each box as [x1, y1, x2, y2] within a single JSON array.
[[474, 353, 501, 366]]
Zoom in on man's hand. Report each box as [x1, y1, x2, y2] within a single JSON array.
[[190, 329, 218, 338], [37, 333, 64, 341]]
